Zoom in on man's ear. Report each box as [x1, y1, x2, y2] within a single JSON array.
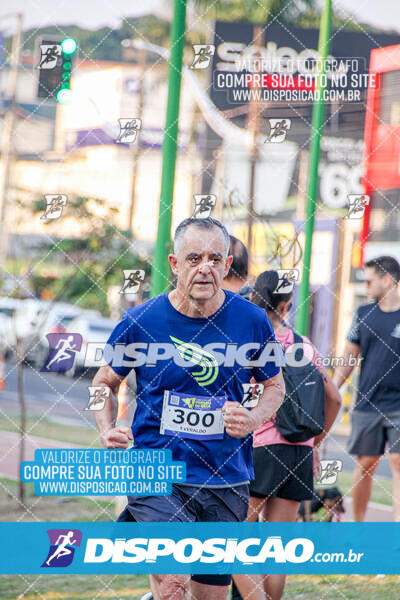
[[168, 254, 179, 276], [384, 273, 397, 289], [224, 255, 233, 278]]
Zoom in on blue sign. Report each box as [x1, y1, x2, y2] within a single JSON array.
[[1, 522, 400, 574], [21, 449, 186, 496]]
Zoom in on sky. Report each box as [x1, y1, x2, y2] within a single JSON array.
[[0, 0, 399, 35]]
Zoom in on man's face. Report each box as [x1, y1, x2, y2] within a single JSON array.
[[169, 225, 232, 302], [364, 266, 392, 301]]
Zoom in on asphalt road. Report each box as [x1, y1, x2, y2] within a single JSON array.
[[0, 359, 392, 478], [0, 358, 96, 428]]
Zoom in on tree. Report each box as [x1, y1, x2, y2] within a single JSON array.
[[193, 0, 318, 24], [20, 193, 148, 314]]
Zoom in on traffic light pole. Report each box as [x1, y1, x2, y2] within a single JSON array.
[[295, 0, 331, 335], [0, 13, 23, 267], [150, 0, 187, 297]]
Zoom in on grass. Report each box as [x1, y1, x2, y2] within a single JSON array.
[[318, 467, 393, 507], [0, 473, 398, 599], [0, 478, 115, 522], [1, 574, 400, 599], [0, 416, 397, 598], [0, 416, 102, 447], [1, 413, 394, 507], [0, 573, 150, 599], [284, 575, 400, 599]]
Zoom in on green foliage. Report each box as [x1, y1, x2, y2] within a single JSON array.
[[20, 194, 149, 315], [193, 0, 318, 24], [3, 7, 382, 64], [15, 17, 170, 62]]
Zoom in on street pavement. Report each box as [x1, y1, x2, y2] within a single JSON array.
[[0, 360, 392, 476], [0, 359, 395, 521], [0, 430, 81, 480], [0, 430, 393, 522], [0, 358, 97, 428]]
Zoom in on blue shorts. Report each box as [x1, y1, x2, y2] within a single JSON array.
[[117, 483, 249, 586]]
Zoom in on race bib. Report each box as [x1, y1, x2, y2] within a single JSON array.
[[160, 390, 226, 440]]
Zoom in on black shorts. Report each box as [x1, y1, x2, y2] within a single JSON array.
[[117, 483, 249, 587], [249, 444, 314, 502]]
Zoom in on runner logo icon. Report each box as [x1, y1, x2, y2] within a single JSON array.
[[41, 333, 82, 372], [316, 460, 343, 486], [42, 529, 82, 568]]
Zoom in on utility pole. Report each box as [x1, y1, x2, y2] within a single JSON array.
[[0, 13, 23, 266], [295, 0, 332, 335], [150, 0, 187, 297], [246, 26, 264, 271], [127, 48, 146, 232]]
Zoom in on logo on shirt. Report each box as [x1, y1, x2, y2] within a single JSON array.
[[391, 324, 400, 339], [170, 336, 219, 387]]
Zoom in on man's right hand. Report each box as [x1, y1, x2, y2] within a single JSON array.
[[100, 426, 133, 449]]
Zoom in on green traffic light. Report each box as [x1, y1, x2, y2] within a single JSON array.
[[61, 38, 77, 55], [56, 88, 72, 104]]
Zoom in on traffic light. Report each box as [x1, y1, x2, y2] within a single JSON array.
[[37, 37, 77, 102]]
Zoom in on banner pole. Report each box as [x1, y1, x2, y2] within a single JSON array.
[[150, 0, 187, 297], [295, 0, 332, 335]]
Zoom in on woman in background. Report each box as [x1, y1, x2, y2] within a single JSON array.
[[232, 270, 342, 600]]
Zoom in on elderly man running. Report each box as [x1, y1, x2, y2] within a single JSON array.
[[92, 217, 285, 600]]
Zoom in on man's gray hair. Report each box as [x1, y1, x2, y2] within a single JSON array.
[[174, 217, 230, 256]]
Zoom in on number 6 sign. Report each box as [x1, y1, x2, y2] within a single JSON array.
[[319, 162, 363, 208]]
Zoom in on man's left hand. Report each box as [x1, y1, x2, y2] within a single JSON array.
[[222, 401, 255, 438]]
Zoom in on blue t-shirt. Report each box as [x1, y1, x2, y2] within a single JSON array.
[[347, 302, 400, 413], [106, 290, 281, 485]]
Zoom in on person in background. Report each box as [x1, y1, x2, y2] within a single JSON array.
[[223, 235, 248, 293], [232, 270, 342, 600], [333, 256, 400, 522]]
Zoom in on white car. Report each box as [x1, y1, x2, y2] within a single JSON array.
[[25, 303, 99, 368], [64, 315, 116, 377], [1, 298, 46, 356], [0, 298, 22, 356], [0, 313, 10, 356], [0, 297, 22, 320]]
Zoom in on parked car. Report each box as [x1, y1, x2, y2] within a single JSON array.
[[24, 303, 100, 368], [64, 315, 116, 377], [0, 297, 22, 320], [1, 298, 49, 357], [0, 314, 9, 356], [0, 298, 22, 356]]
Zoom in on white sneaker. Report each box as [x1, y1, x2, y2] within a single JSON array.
[[140, 594, 153, 600]]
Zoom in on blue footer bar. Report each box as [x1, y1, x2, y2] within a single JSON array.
[[1, 522, 400, 574]]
